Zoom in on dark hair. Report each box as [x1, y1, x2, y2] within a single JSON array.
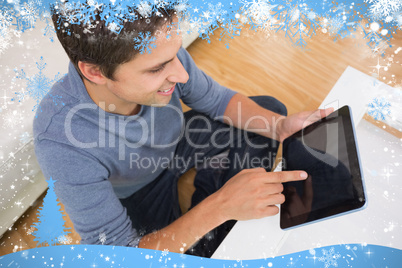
[[51, 2, 176, 81]]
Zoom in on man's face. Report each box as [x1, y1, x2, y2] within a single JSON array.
[[104, 23, 189, 111]]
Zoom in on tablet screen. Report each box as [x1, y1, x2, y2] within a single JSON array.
[[280, 106, 366, 229]]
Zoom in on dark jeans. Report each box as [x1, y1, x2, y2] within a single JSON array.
[[120, 96, 287, 257]]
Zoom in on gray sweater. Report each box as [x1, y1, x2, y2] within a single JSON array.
[[33, 47, 236, 247]]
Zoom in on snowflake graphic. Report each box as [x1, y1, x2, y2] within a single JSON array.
[[240, 0, 276, 29], [0, 10, 14, 55], [12, 56, 64, 112], [371, 39, 390, 57], [325, 3, 360, 41], [0, 8, 13, 29], [218, 20, 243, 49], [137, 1, 153, 17], [0, 0, 398, 54], [59, 1, 98, 27], [27, 226, 35, 235], [271, 1, 321, 48], [192, 2, 229, 44], [13, 0, 39, 32], [397, 13, 402, 27], [1, 109, 25, 129], [56, 0, 132, 35], [327, 16, 345, 35], [368, 97, 391, 121], [175, 0, 189, 14], [107, 22, 121, 33], [0, 157, 17, 175], [318, 247, 341, 268], [19, 131, 32, 145], [99, 232, 107, 244], [57, 2, 82, 26], [165, 21, 181, 40], [134, 31, 157, 54], [41, 12, 55, 42], [58, 235, 73, 245], [206, 2, 228, 24], [0, 28, 13, 55], [162, 249, 169, 256], [158, 248, 171, 264], [366, 0, 402, 20]]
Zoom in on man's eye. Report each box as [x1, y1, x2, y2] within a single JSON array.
[[150, 65, 166, 73]]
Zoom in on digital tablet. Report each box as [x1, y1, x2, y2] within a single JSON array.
[[280, 105, 366, 230]]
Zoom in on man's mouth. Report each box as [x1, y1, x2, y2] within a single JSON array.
[[157, 85, 175, 95]]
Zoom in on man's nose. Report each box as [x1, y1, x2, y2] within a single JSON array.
[[167, 57, 189, 84]]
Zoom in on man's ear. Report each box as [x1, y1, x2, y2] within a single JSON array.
[[78, 61, 107, 84]]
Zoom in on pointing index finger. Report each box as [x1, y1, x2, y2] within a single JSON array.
[[269, 171, 308, 183]]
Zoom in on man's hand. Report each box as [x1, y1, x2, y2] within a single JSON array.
[[139, 168, 307, 253], [213, 168, 308, 222], [224, 94, 334, 143], [277, 108, 334, 143]]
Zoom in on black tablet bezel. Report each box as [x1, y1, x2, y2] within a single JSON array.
[[280, 105, 366, 230]]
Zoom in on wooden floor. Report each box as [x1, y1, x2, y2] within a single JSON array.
[[186, 27, 401, 115], [1, 25, 401, 256]]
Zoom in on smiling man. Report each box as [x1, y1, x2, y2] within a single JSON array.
[[81, 27, 188, 116], [33, 2, 331, 257]]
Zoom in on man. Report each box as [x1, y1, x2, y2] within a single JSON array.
[[33, 2, 331, 257]]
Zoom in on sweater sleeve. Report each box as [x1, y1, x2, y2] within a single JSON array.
[[34, 139, 142, 247], [176, 47, 237, 121]]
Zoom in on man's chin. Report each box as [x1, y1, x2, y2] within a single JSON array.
[[149, 98, 172, 108]]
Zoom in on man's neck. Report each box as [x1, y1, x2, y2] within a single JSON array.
[[83, 79, 140, 116]]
